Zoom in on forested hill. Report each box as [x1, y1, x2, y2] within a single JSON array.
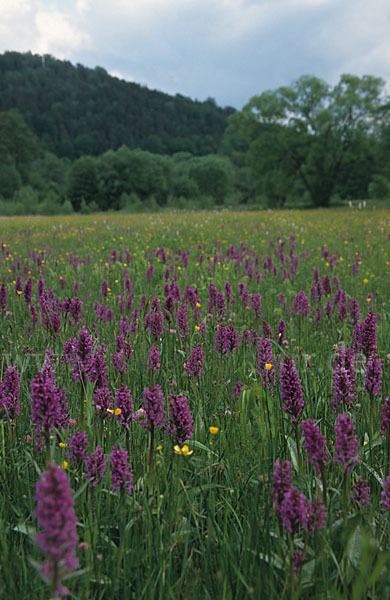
[[0, 51, 235, 159]]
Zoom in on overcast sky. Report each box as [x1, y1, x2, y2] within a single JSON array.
[[1, 0, 389, 108]]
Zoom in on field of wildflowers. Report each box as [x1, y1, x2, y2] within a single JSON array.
[[0, 207, 389, 599]]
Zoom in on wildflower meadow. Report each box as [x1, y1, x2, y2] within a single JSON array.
[[0, 207, 389, 599]]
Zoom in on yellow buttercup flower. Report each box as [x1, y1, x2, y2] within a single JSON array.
[[209, 426, 219, 435], [174, 444, 193, 456], [62, 460, 68, 469], [265, 363, 272, 371], [107, 408, 122, 415], [59, 442, 67, 448]]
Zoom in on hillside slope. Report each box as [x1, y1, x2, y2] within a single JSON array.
[[0, 51, 235, 159]]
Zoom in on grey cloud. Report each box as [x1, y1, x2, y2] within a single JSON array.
[[0, 0, 389, 108]]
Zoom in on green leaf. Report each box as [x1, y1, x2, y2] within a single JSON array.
[[361, 461, 384, 485], [258, 552, 283, 570], [301, 558, 316, 585], [188, 483, 225, 495], [124, 517, 137, 532], [62, 567, 90, 581], [73, 478, 91, 500], [286, 436, 299, 472], [345, 524, 362, 569], [13, 523, 37, 538], [191, 440, 218, 457], [24, 450, 41, 476]]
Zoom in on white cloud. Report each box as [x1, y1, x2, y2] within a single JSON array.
[[312, 0, 390, 83], [287, 0, 335, 6], [0, 0, 34, 19], [0, 0, 35, 52], [0, 1, 90, 58], [32, 9, 90, 57], [206, 2, 276, 45], [108, 68, 147, 85], [76, 0, 90, 12]]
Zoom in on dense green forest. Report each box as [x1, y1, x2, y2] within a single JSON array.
[[0, 51, 234, 158], [0, 51, 389, 214]]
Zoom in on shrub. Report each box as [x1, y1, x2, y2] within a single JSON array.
[[368, 174, 390, 199]]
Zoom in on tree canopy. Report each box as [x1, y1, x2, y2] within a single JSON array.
[[0, 51, 235, 159], [225, 74, 389, 206], [0, 109, 40, 197], [0, 63, 389, 213], [0, 109, 40, 177]]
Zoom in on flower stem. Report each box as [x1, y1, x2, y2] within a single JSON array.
[[149, 426, 155, 474], [320, 464, 328, 507], [264, 388, 273, 449], [294, 423, 302, 472], [342, 471, 348, 521], [288, 534, 295, 593]]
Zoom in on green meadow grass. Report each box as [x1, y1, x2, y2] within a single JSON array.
[[0, 207, 389, 599]]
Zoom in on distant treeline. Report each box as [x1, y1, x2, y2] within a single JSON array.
[[0, 52, 389, 213], [0, 51, 234, 159], [0, 108, 235, 215]]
